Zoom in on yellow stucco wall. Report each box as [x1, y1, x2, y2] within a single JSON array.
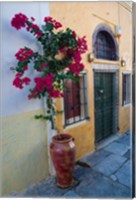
[[118, 4, 132, 133], [50, 2, 132, 158], [1, 110, 49, 196]]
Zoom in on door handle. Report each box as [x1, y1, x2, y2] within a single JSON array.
[[99, 89, 104, 94]]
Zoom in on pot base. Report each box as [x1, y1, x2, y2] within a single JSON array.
[[56, 177, 79, 189]]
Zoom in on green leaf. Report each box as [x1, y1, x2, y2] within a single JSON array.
[[43, 115, 52, 121], [56, 110, 63, 115], [44, 22, 54, 31], [34, 61, 42, 69], [35, 115, 43, 119]]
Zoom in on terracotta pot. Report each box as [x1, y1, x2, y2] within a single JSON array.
[[50, 133, 76, 188]]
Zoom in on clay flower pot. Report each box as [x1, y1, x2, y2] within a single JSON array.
[[50, 133, 76, 188]]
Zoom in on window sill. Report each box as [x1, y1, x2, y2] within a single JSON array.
[[63, 118, 90, 130], [122, 103, 131, 108], [93, 59, 120, 65]]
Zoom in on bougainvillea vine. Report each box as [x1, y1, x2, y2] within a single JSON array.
[[11, 13, 88, 129]]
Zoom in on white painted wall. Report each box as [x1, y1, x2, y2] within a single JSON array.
[[0, 2, 50, 117]]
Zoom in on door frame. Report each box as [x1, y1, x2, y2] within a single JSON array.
[[93, 63, 119, 143]]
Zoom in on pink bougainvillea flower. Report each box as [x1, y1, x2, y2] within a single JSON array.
[[28, 89, 37, 99], [34, 73, 54, 92], [26, 23, 42, 38], [15, 48, 34, 61], [72, 31, 77, 38], [34, 77, 44, 93], [36, 31, 42, 38], [26, 27, 30, 32], [34, 82, 43, 93], [73, 50, 82, 63], [48, 89, 64, 98], [44, 17, 62, 29], [13, 75, 31, 89], [43, 74, 54, 89], [67, 48, 74, 57], [27, 24, 40, 33], [29, 24, 39, 31], [69, 63, 84, 76], [15, 72, 23, 77], [77, 36, 88, 53], [23, 66, 28, 71], [59, 47, 66, 53], [54, 21, 62, 29], [13, 76, 23, 89], [31, 17, 35, 21], [44, 16, 54, 23], [11, 13, 28, 30], [41, 63, 47, 68], [37, 63, 47, 72], [22, 77, 31, 85], [34, 77, 42, 84]]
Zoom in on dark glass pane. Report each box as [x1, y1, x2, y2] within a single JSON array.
[[64, 74, 89, 126], [123, 75, 127, 104], [122, 74, 131, 105], [64, 79, 80, 120], [94, 31, 117, 61]]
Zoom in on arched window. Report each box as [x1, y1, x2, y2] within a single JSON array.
[[93, 26, 118, 61]]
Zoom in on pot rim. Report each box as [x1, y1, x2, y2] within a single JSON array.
[[52, 133, 73, 144]]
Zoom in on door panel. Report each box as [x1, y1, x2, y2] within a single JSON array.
[[94, 72, 113, 142]]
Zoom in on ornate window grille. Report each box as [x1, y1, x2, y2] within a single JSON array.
[[94, 31, 118, 61]]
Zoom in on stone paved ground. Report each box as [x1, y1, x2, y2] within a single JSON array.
[[10, 129, 132, 198]]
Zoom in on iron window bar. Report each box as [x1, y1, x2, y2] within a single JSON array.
[[122, 73, 131, 106], [63, 73, 89, 127], [94, 31, 118, 61]]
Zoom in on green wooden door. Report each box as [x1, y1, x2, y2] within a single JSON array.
[[94, 72, 114, 142]]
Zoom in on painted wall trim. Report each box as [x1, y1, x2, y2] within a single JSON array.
[[92, 63, 119, 71]]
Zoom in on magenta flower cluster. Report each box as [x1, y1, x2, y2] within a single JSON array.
[[11, 13, 88, 123]]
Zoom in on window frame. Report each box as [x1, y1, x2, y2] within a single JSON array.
[[92, 25, 119, 61], [122, 72, 131, 106], [63, 72, 89, 128], [94, 31, 117, 61]]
